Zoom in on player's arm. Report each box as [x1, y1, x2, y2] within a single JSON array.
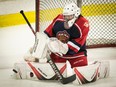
[[44, 14, 62, 37], [67, 21, 89, 54]]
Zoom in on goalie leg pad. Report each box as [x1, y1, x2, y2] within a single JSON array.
[[72, 60, 110, 85], [72, 61, 100, 85], [12, 62, 67, 80], [98, 60, 110, 79]]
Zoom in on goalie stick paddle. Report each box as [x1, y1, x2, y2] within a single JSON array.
[[47, 53, 76, 84], [20, 10, 76, 84]]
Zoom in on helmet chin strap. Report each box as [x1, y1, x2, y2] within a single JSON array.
[[64, 21, 70, 29], [64, 17, 77, 29]]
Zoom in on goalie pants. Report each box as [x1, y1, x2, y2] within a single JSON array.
[[50, 53, 88, 68]]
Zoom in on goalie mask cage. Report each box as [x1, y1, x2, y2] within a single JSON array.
[[36, 0, 116, 48]]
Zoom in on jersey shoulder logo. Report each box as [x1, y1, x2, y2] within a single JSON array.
[[84, 22, 89, 27]]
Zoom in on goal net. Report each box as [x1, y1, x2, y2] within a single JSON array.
[[36, 0, 116, 48]]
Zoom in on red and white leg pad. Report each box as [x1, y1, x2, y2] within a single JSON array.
[[12, 60, 109, 84], [98, 60, 110, 79], [72, 60, 110, 85], [12, 62, 67, 80]]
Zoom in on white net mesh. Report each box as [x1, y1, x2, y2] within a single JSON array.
[[37, 0, 116, 48]]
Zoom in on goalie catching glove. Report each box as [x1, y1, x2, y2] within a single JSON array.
[[47, 37, 68, 56]]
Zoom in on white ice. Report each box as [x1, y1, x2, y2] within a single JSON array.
[[0, 47, 116, 87]]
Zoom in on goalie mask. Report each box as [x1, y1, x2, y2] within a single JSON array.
[[63, 3, 80, 28]]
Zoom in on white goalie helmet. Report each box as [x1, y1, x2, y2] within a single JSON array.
[[63, 3, 80, 18], [63, 3, 81, 28]]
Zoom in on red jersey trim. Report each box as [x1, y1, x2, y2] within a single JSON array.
[[67, 41, 80, 53], [59, 52, 85, 59]]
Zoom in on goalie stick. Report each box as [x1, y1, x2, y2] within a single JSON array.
[[20, 10, 35, 35], [20, 10, 76, 84], [47, 51, 76, 84]]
